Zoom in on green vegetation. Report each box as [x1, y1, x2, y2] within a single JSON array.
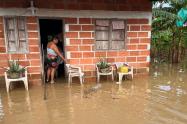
[[97, 58, 110, 69], [152, 0, 187, 63], [97, 58, 111, 73], [6, 60, 26, 79]]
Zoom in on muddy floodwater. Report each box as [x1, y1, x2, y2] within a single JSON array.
[[0, 64, 187, 124]]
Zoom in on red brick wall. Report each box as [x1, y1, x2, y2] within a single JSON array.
[[0, 16, 151, 83], [65, 18, 151, 82], [0, 16, 41, 85], [0, 0, 152, 11]]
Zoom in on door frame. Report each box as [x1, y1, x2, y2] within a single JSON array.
[[38, 17, 66, 79]]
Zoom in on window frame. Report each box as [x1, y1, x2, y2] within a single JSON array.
[[95, 19, 127, 51], [4, 16, 29, 53]]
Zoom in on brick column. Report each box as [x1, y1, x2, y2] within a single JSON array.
[[126, 19, 151, 73], [0, 16, 8, 76], [26, 16, 42, 85], [64, 18, 96, 82]]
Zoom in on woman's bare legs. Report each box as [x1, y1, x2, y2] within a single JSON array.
[[50, 68, 56, 83], [47, 67, 51, 82]]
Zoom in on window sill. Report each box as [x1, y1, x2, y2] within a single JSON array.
[[7, 51, 29, 54]]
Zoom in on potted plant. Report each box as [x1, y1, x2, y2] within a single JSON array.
[[97, 58, 111, 73], [5, 60, 26, 79]]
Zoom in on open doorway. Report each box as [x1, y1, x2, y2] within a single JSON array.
[[39, 19, 65, 80]]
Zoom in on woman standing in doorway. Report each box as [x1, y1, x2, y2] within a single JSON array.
[[46, 36, 66, 83]]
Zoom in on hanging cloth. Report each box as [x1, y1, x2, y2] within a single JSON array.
[[176, 8, 187, 27]]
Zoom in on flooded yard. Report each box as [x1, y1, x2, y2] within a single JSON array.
[[0, 64, 187, 124]]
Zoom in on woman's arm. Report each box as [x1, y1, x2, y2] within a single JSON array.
[[52, 44, 67, 63]]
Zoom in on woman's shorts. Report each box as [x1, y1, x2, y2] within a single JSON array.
[[47, 57, 58, 68]]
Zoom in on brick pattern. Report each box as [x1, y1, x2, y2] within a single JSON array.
[[0, 0, 152, 83], [0, 16, 41, 85], [0, 16, 151, 83], [0, 0, 152, 12], [65, 18, 151, 80], [0, 17, 5, 55]]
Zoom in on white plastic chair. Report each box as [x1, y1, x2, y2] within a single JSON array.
[[114, 62, 133, 84], [4, 67, 28, 92], [96, 65, 114, 83], [66, 64, 84, 85]]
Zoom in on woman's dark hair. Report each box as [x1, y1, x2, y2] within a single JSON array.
[[52, 36, 59, 41]]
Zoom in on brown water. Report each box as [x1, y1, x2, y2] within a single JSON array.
[[0, 64, 187, 124]]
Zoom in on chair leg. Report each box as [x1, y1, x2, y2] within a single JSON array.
[[24, 80, 28, 91], [131, 73, 133, 80], [112, 73, 114, 81], [68, 76, 71, 86], [118, 74, 123, 84], [70, 76, 73, 83], [97, 74, 100, 83], [6, 81, 10, 92], [79, 76, 83, 85]]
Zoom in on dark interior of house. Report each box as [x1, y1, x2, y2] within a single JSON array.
[[39, 19, 65, 79]]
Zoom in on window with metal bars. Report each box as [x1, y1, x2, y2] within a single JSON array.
[[95, 19, 127, 50], [4, 16, 28, 53]]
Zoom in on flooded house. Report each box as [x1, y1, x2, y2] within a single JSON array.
[[0, 0, 152, 85]]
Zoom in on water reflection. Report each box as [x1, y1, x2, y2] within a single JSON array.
[[0, 95, 4, 121], [0, 64, 186, 124], [83, 83, 102, 98], [7, 92, 31, 113], [148, 64, 187, 124]]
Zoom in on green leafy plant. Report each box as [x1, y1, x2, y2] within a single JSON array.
[[97, 58, 110, 69], [6, 60, 26, 78], [97, 58, 111, 73]]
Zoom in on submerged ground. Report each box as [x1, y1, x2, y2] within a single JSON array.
[[0, 64, 187, 124]]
